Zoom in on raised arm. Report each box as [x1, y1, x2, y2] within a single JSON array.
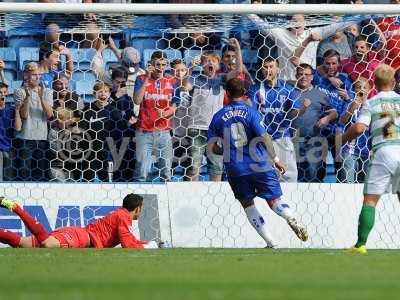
[[342, 122, 368, 145], [14, 88, 29, 120], [314, 20, 356, 40], [342, 101, 371, 144], [291, 32, 322, 67], [340, 98, 362, 125], [92, 39, 110, 83], [247, 14, 276, 37], [109, 37, 122, 61], [133, 65, 154, 106], [59, 46, 74, 78], [289, 98, 311, 119]]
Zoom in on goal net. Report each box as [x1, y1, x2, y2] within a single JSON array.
[[0, 3, 399, 249]]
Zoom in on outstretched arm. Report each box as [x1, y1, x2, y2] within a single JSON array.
[[342, 122, 368, 145], [314, 20, 356, 40], [117, 219, 147, 249]]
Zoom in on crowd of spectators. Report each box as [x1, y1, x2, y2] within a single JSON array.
[[0, 0, 399, 183]]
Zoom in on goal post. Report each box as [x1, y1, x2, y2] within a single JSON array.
[[0, 3, 400, 249]]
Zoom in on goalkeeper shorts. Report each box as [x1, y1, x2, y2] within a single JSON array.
[[50, 227, 91, 248]]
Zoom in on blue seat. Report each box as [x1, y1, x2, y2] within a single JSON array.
[[8, 36, 41, 49], [130, 38, 158, 61], [72, 71, 96, 101], [143, 49, 182, 67], [102, 48, 119, 70], [4, 70, 16, 83], [18, 47, 39, 71], [242, 49, 258, 71], [71, 48, 96, 71], [8, 80, 23, 95], [0, 48, 17, 70]]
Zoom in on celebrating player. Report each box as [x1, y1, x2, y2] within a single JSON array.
[[342, 64, 400, 254], [0, 193, 159, 249], [207, 78, 308, 248]]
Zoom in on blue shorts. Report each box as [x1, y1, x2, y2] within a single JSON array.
[[228, 171, 283, 201]]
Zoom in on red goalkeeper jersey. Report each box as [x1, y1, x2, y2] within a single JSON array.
[[85, 208, 146, 248]]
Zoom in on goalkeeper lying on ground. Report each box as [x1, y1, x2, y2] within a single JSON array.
[[0, 193, 159, 249]]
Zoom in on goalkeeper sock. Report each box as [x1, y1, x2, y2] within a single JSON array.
[[271, 199, 294, 221], [244, 205, 276, 247], [14, 205, 50, 244], [355, 205, 375, 248], [0, 229, 21, 247]]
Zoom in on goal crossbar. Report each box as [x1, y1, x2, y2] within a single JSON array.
[[0, 3, 399, 15]]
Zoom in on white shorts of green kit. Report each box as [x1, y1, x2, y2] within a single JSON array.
[[364, 145, 400, 195]]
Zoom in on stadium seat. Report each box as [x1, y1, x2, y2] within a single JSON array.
[[18, 47, 39, 71], [102, 48, 119, 70], [130, 38, 159, 60], [4, 70, 16, 83], [7, 36, 41, 49], [8, 80, 23, 95], [0, 48, 17, 70], [72, 71, 96, 102], [71, 48, 96, 71], [143, 49, 182, 68], [242, 49, 258, 71]]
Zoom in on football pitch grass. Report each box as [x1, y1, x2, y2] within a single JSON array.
[[1, 248, 399, 300]]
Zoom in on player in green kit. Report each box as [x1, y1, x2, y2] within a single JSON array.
[[342, 64, 400, 254]]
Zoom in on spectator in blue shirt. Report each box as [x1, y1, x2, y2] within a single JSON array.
[[338, 77, 371, 183], [248, 57, 306, 182], [38, 44, 73, 88], [314, 49, 354, 181], [0, 83, 14, 181]]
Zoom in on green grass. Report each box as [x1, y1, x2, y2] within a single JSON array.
[[0, 248, 399, 300]]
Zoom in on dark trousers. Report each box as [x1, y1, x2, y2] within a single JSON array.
[[13, 139, 50, 182]]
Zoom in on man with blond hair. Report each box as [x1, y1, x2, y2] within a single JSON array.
[[342, 64, 400, 254], [14, 62, 53, 181]]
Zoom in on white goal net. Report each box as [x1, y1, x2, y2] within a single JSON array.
[[0, 3, 399, 249]]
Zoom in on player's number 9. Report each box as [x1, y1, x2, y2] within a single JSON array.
[[231, 122, 248, 148]]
